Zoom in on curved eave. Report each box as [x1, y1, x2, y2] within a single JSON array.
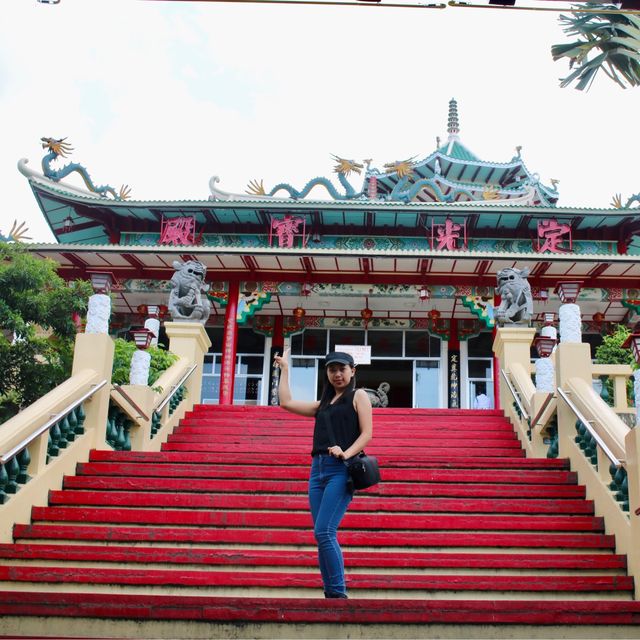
[[26, 241, 640, 263], [27, 176, 640, 244]]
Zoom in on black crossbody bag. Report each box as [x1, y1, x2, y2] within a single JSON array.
[[322, 410, 381, 491]]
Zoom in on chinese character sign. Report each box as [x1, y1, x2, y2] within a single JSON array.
[[432, 219, 466, 251], [271, 215, 305, 248], [160, 216, 196, 246], [537, 219, 571, 253]]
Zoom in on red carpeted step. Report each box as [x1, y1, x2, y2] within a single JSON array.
[[47, 489, 595, 515], [63, 474, 587, 498], [0, 544, 626, 571], [2, 591, 640, 626], [29, 506, 605, 533], [161, 442, 528, 457], [12, 524, 616, 550], [73, 461, 575, 484], [87, 448, 571, 469], [0, 565, 633, 594]]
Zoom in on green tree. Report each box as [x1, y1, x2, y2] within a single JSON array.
[[0, 243, 93, 420], [594, 325, 636, 405], [552, 4, 640, 90]]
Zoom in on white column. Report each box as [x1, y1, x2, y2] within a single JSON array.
[[130, 350, 151, 386], [559, 303, 581, 343], [85, 294, 110, 334]]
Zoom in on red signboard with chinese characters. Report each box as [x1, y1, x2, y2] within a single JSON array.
[[160, 215, 196, 246], [537, 219, 571, 253], [431, 218, 467, 251]]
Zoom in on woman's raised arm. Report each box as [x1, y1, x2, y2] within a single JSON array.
[[275, 349, 320, 417]]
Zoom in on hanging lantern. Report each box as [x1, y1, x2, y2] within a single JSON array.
[[361, 306, 373, 328], [418, 286, 430, 302], [62, 215, 74, 234], [592, 312, 606, 325], [137, 304, 148, 316], [293, 306, 306, 320], [543, 312, 556, 326], [554, 281, 582, 304], [428, 308, 441, 323]]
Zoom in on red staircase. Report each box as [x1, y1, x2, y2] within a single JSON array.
[[0, 405, 638, 638]]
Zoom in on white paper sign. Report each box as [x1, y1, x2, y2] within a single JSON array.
[[335, 344, 371, 365]]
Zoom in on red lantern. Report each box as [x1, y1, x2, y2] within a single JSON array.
[[428, 309, 441, 323], [361, 306, 373, 328], [293, 306, 306, 319]]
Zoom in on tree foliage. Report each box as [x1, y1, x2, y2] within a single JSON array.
[[594, 325, 636, 406], [0, 244, 93, 421], [552, 4, 640, 90], [594, 325, 636, 369]]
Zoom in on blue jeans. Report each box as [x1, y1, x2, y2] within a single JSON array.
[[308, 454, 353, 598]]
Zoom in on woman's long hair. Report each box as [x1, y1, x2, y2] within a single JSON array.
[[317, 367, 356, 412]]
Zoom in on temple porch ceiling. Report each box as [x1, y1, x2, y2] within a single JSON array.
[[29, 243, 640, 328]]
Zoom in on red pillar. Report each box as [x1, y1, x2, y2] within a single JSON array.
[[219, 280, 239, 405], [492, 294, 501, 410]]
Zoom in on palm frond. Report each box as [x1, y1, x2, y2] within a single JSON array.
[[553, 3, 640, 89]]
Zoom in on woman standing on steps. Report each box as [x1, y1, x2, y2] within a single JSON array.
[[273, 349, 373, 599]]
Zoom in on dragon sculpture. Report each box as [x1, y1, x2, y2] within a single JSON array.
[[383, 158, 475, 203], [612, 193, 640, 209], [247, 156, 369, 200], [40, 137, 131, 200]]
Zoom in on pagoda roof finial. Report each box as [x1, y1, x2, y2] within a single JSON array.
[[447, 98, 460, 138]]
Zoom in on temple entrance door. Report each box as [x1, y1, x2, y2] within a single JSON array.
[[355, 360, 413, 408], [413, 360, 441, 408]]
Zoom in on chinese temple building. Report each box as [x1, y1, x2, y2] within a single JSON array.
[[19, 99, 640, 410]]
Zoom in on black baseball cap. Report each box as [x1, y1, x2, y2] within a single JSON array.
[[324, 351, 355, 367]]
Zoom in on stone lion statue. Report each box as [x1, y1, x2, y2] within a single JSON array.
[[495, 267, 533, 326], [364, 382, 390, 408], [168, 260, 211, 324]]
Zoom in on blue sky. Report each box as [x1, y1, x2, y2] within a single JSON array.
[[1, 0, 638, 242]]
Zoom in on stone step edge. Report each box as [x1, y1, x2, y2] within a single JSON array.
[[2, 592, 640, 625], [0, 545, 626, 570], [0, 567, 634, 592]]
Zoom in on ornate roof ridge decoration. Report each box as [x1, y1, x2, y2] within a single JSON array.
[[23, 172, 631, 214], [208, 99, 559, 207], [36, 137, 130, 201]]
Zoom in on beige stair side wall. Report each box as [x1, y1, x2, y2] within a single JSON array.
[[0, 333, 114, 542], [0, 323, 210, 542], [495, 330, 640, 600]]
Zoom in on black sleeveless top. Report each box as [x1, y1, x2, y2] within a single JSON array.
[[311, 389, 361, 456]]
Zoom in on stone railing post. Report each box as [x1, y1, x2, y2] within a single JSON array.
[[554, 342, 592, 458], [71, 333, 115, 451], [492, 327, 536, 413], [164, 322, 212, 406]]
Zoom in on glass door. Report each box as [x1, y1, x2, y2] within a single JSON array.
[[413, 360, 440, 408]]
